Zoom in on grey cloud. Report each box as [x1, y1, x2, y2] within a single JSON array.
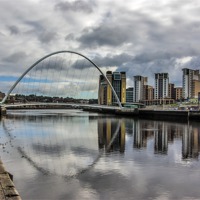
[[0, 32, 5, 36], [8, 25, 20, 35], [38, 31, 57, 44], [1, 0, 200, 90], [55, 0, 94, 13], [78, 24, 133, 48], [71, 53, 134, 70], [24, 20, 56, 43], [77, 11, 162, 48], [76, 7, 200, 60], [133, 52, 173, 64], [3, 51, 27, 63], [65, 33, 75, 41], [24, 20, 44, 31], [93, 53, 134, 67], [182, 56, 200, 69]]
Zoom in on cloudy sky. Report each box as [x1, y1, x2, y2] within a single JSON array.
[[1, 0, 200, 93]]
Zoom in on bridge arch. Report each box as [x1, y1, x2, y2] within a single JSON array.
[[1, 51, 122, 108]]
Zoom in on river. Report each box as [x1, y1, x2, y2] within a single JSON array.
[[0, 109, 200, 200]]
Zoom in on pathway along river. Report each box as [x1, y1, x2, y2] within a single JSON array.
[[0, 109, 200, 199]]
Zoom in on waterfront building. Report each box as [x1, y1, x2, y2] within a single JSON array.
[[133, 76, 147, 102], [182, 68, 200, 99], [144, 85, 154, 101], [168, 83, 175, 99], [98, 71, 126, 105], [126, 87, 134, 103], [0, 91, 5, 101], [112, 72, 126, 104], [192, 80, 200, 99], [140, 85, 154, 105], [154, 73, 169, 99], [175, 87, 183, 101]]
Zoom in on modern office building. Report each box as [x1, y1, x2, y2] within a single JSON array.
[[98, 71, 126, 105], [126, 87, 133, 103], [182, 68, 200, 99], [154, 73, 169, 99], [112, 72, 126, 104], [133, 76, 147, 102]]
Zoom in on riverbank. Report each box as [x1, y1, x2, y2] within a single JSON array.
[[0, 159, 21, 200], [3, 104, 200, 121], [83, 107, 200, 121]]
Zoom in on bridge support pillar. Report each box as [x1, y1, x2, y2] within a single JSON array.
[[0, 106, 6, 116]]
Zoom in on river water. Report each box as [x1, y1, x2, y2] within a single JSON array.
[[0, 109, 200, 200]]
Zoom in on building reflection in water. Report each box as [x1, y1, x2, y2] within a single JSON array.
[[98, 117, 200, 160], [98, 118, 126, 153], [132, 120, 200, 159], [133, 120, 148, 149], [182, 123, 200, 159], [154, 122, 168, 154]]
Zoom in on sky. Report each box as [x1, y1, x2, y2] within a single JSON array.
[[1, 0, 200, 93]]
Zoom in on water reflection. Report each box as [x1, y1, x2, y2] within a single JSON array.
[[2, 110, 102, 177], [98, 118, 125, 153], [1, 110, 200, 199], [182, 125, 200, 159], [2, 111, 200, 176], [127, 119, 200, 160], [2, 111, 124, 178]]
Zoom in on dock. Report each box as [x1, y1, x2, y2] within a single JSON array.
[[0, 159, 21, 200]]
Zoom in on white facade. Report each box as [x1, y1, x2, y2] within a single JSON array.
[[133, 76, 147, 102], [182, 68, 200, 99], [154, 73, 169, 99]]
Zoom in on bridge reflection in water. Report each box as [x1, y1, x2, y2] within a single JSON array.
[[1, 109, 200, 199], [2, 110, 200, 175]]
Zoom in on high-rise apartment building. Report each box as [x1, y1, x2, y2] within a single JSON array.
[[154, 73, 169, 99], [98, 71, 126, 105], [133, 76, 147, 102], [182, 68, 200, 99]]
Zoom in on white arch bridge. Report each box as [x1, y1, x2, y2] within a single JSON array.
[[1, 51, 125, 111]]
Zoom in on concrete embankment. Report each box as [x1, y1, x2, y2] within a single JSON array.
[[0, 159, 21, 200], [138, 109, 200, 121], [83, 106, 200, 121], [0, 106, 7, 116]]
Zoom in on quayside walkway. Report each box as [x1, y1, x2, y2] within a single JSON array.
[[0, 159, 21, 200]]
